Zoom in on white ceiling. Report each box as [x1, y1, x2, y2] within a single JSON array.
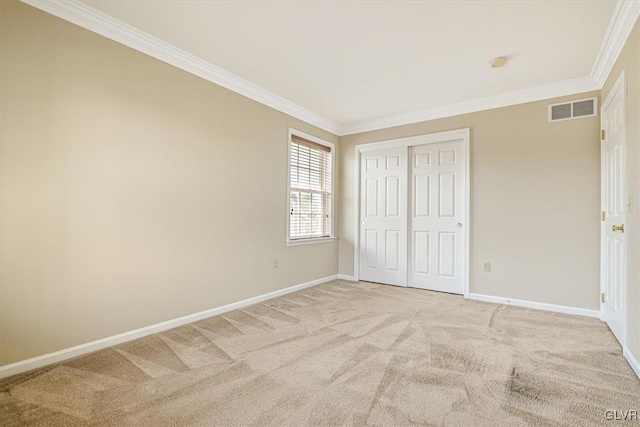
[[82, 0, 617, 130]]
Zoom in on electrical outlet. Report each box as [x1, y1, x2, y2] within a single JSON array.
[[273, 258, 278, 269], [482, 261, 491, 272]]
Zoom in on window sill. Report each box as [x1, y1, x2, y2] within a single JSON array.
[[286, 237, 336, 247]]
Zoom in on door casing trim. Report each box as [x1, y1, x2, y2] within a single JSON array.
[[353, 128, 471, 297]]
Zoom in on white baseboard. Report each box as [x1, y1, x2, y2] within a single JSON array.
[[623, 347, 640, 380], [337, 274, 357, 281], [468, 293, 600, 318], [0, 274, 338, 379]]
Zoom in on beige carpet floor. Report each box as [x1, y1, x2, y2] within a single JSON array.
[[1, 280, 638, 426]]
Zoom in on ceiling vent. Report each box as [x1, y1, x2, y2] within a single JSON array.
[[548, 97, 597, 122]]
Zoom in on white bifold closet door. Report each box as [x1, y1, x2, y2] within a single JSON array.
[[359, 140, 466, 295], [408, 141, 466, 294], [359, 148, 408, 286]]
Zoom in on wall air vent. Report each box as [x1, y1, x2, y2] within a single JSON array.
[[548, 97, 597, 122]]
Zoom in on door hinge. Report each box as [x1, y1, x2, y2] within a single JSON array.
[[601, 130, 605, 140], [601, 293, 605, 303], [601, 211, 606, 221]]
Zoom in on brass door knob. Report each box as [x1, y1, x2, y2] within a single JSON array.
[[612, 224, 625, 233], [457, 223, 463, 228]]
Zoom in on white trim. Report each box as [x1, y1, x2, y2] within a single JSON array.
[[623, 347, 640, 379], [286, 237, 336, 247], [463, 129, 471, 299], [20, 0, 638, 136], [337, 274, 357, 281], [341, 76, 599, 135], [20, 0, 341, 135], [288, 128, 335, 151], [547, 96, 598, 123], [353, 128, 470, 298], [468, 293, 601, 318], [0, 274, 338, 379], [601, 69, 626, 112], [357, 128, 471, 153], [286, 128, 336, 245], [353, 149, 361, 281], [591, 0, 640, 87]]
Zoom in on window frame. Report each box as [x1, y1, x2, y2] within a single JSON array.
[[286, 128, 336, 246]]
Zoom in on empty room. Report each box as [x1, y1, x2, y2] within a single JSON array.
[[1, 0, 639, 425]]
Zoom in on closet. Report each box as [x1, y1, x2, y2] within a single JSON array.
[[357, 130, 469, 295]]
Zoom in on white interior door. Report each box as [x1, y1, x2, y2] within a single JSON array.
[[359, 148, 408, 286], [601, 75, 627, 346], [408, 141, 466, 294]]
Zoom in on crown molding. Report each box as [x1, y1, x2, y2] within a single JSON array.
[[591, 0, 640, 87], [20, 0, 342, 135], [339, 76, 600, 135], [21, 0, 639, 137]]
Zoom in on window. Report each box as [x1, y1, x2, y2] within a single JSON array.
[[287, 130, 334, 244]]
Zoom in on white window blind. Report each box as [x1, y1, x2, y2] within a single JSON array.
[[289, 134, 332, 241]]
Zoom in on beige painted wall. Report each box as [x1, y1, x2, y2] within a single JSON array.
[[339, 92, 602, 310], [0, 0, 339, 365], [602, 19, 639, 363]]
